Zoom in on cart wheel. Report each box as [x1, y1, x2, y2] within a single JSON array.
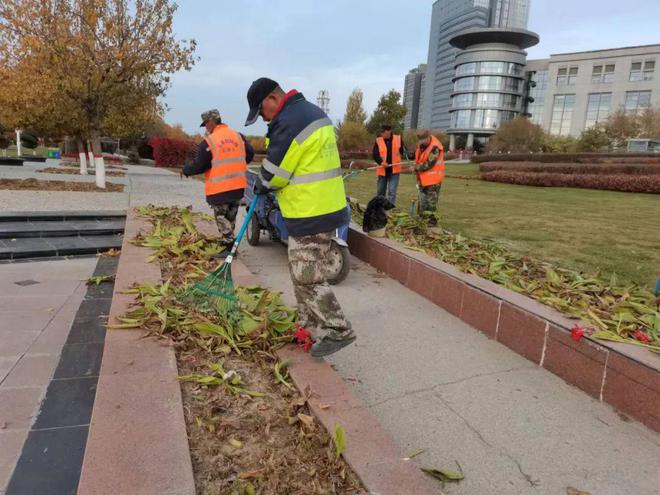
[[327, 244, 350, 285], [246, 216, 260, 246]]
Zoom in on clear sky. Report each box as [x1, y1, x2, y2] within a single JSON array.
[[164, 0, 660, 135]]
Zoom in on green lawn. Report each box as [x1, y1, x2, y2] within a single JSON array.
[[345, 163, 660, 289], [2, 146, 51, 158]]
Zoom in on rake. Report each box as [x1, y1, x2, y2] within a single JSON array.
[[177, 194, 260, 324]]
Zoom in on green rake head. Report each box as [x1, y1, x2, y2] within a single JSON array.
[[177, 263, 242, 326]]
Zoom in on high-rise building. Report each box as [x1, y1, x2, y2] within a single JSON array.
[[421, 0, 532, 130], [403, 64, 426, 129]]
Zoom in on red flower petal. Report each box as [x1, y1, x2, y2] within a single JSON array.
[[302, 338, 313, 352], [571, 325, 585, 341], [633, 329, 650, 343], [294, 327, 312, 344]]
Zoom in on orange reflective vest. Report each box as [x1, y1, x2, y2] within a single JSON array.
[[414, 135, 445, 187], [204, 124, 247, 197], [376, 135, 402, 176]]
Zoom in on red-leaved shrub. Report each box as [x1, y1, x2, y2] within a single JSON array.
[[472, 153, 660, 164], [148, 137, 194, 168], [481, 170, 660, 193], [479, 162, 660, 175]]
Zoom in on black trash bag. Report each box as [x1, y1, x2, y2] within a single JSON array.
[[362, 195, 395, 233]]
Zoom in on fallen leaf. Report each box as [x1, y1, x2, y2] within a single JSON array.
[[421, 466, 464, 482], [318, 403, 330, 410], [567, 488, 592, 495], [239, 469, 265, 479], [297, 413, 314, 426], [0, 422, 7, 429], [228, 438, 243, 449], [334, 423, 347, 457], [404, 448, 426, 459]]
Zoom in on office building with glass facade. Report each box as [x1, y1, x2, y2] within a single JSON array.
[[524, 44, 660, 137], [446, 27, 539, 149], [422, 0, 531, 130]]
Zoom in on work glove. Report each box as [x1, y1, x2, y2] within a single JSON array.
[[253, 175, 274, 195]]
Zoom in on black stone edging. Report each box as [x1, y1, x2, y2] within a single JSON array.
[[5, 256, 118, 495], [0, 211, 127, 222], [0, 235, 123, 260]]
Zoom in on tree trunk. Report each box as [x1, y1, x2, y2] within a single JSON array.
[[90, 131, 105, 188], [77, 137, 88, 175]]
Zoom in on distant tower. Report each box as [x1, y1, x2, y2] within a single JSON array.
[[317, 90, 330, 114]]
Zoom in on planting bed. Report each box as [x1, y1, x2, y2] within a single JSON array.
[[479, 162, 660, 175], [481, 170, 660, 193], [117, 206, 364, 494], [38, 166, 125, 177], [472, 152, 660, 164], [0, 178, 124, 192]]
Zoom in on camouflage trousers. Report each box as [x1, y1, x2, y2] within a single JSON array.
[[210, 201, 239, 244], [288, 232, 353, 341], [418, 184, 442, 225]]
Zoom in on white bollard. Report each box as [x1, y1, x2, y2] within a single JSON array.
[[95, 154, 106, 188], [15, 129, 22, 157], [79, 152, 88, 175]]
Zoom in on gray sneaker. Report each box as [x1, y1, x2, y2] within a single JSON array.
[[310, 335, 356, 358]]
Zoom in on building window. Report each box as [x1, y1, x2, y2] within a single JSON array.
[[452, 93, 473, 108], [457, 63, 477, 75], [585, 93, 611, 129], [527, 69, 548, 125], [454, 77, 475, 91], [603, 64, 615, 83], [557, 66, 578, 85], [455, 110, 471, 128], [644, 60, 655, 81], [556, 67, 567, 85], [477, 76, 502, 90], [630, 60, 655, 82], [591, 65, 603, 83], [550, 94, 575, 136], [625, 90, 652, 113]]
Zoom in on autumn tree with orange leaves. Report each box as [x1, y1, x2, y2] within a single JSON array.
[[0, 0, 197, 157]]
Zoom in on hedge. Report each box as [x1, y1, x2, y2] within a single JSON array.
[[479, 162, 660, 175], [481, 170, 660, 193], [471, 152, 660, 164], [148, 137, 194, 168]]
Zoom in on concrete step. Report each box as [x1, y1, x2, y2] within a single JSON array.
[[0, 219, 126, 239], [0, 211, 126, 222], [0, 234, 123, 260]]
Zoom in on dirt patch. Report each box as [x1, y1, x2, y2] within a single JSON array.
[[0, 178, 124, 192], [39, 167, 125, 177], [178, 349, 363, 495], [59, 160, 128, 170]]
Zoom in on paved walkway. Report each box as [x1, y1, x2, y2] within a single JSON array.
[[0, 257, 97, 493], [0, 160, 207, 212], [238, 239, 660, 495]]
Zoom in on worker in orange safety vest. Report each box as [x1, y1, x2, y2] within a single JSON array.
[[413, 129, 445, 226], [183, 109, 254, 256]]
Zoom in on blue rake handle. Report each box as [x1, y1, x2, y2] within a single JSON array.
[[224, 193, 259, 264]]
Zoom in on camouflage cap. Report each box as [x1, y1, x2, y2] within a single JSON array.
[[200, 109, 221, 127]]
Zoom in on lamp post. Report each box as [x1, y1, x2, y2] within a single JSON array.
[[15, 129, 22, 157]]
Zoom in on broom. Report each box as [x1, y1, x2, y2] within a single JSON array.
[[177, 194, 260, 323]]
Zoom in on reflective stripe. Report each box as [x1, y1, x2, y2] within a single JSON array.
[[262, 159, 292, 179], [205, 137, 219, 156], [294, 117, 333, 144], [212, 156, 245, 167], [258, 171, 279, 189], [209, 171, 246, 183], [289, 167, 341, 185]]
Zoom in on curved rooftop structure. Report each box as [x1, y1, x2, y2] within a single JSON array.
[[449, 27, 540, 50]]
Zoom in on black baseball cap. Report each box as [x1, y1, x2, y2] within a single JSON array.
[[245, 77, 279, 126]]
